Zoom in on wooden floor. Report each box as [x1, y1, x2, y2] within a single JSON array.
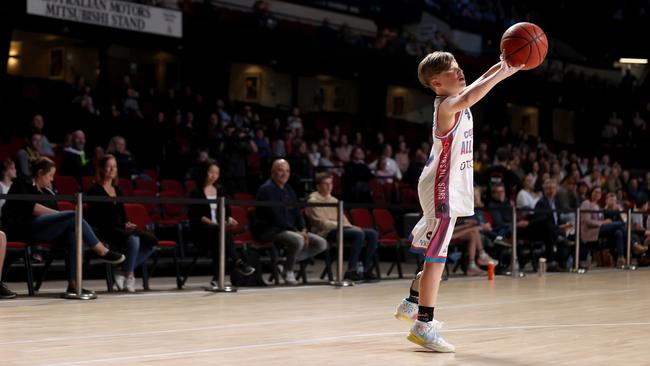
[[2, 266, 650, 365]]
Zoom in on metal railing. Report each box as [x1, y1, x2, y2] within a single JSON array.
[[0, 192, 353, 299], [1, 190, 644, 298], [503, 204, 640, 277]]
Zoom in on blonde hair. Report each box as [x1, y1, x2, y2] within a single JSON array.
[[417, 51, 455, 89]]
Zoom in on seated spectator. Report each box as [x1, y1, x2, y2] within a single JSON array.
[[15, 131, 42, 177], [0, 159, 16, 217], [368, 144, 402, 180], [220, 124, 254, 194], [254, 159, 327, 285], [0, 230, 16, 299], [528, 179, 573, 270], [373, 156, 395, 185], [30, 114, 55, 157], [550, 162, 565, 182], [187, 160, 255, 285], [186, 149, 210, 182], [253, 128, 271, 169], [306, 172, 378, 281], [287, 106, 303, 133], [1, 157, 124, 295], [395, 141, 410, 175], [516, 173, 541, 211], [215, 99, 232, 124], [233, 105, 258, 133], [106, 136, 148, 181], [580, 187, 626, 267], [60, 130, 93, 183], [556, 176, 579, 231], [483, 147, 521, 197], [318, 145, 342, 176], [342, 147, 373, 202], [583, 168, 602, 189], [86, 155, 157, 293], [335, 134, 352, 164], [487, 182, 529, 240], [307, 142, 321, 168], [557, 177, 579, 212], [605, 165, 622, 194], [287, 141, 312, 197], [123, 88, 144, 119], [630, 197, 650, 256], [627, 177, 643, 202]]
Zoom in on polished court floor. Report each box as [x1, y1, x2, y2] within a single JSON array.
[[2, 265, 649, 365]]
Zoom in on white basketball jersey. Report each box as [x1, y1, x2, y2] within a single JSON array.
[[417, 96, 474, 218]]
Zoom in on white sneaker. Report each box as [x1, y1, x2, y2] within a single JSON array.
[[282, 271, 298, 285], [394, 298, 418, 323], [114, 273, 126, 291], [477, 251, 499, 266], [124, 275, 136, 293], [407, 319, 455, 353]]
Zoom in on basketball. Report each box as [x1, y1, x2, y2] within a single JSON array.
[[500, 22, 548, 70]]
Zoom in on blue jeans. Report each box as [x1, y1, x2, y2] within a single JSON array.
[[122, 234, 156, 273], [31, 211, 101, 281], [599, 222, 625, 259], [327, 228, 378, 271]]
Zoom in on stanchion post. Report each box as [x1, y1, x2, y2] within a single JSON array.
[[624, 208, 636, 270], [63, 192, 96, 300], [331, 200, 352, 287], [575, 207, 581, 272], [206, 196, 237, 292], [511, 205, 521, 278]]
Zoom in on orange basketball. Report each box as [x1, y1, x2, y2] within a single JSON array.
[[500, 22, 548, 70]]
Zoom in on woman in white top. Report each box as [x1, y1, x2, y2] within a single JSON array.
[[516, 174, 541, 211]]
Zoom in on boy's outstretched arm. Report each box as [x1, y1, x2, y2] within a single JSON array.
[[438, 59, 523, 133]]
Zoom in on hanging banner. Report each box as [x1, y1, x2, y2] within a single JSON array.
[[27, 0, 183, 38]]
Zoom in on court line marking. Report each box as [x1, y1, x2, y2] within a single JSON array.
[[39, 321, 650, 366], [0, 288, 635, 347]]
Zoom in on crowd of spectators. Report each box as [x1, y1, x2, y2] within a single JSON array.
[[1, 67, 650, 297]]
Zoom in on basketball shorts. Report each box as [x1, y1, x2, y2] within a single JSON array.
[[409, 216, 457, 263]]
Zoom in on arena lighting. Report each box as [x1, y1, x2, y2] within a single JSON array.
[[619, 58, 648, 64]]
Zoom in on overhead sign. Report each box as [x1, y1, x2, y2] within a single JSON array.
[[27, 0, 182, 38]]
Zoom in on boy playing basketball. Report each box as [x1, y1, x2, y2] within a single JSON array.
[[394, 51, 523, 352]]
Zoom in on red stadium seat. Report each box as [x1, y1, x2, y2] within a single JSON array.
[[184, 180, 197, 194], [161, 179, 184, 194], [135, 179, 157, 193], [118, 179, 134, 196], [82, 176, 96, 192], [53, 175, 79, 195], [350, 208, 374, 229]]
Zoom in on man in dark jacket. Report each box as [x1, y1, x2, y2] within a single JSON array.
[[529, 179, 573, 269], [60, 130, 93, 183], [254, 159, 327, 285]]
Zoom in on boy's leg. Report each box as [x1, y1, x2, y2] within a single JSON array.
[[407, 217, 456, 353], [394, 271, 421, 322], [417, 261, 445, 320]]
